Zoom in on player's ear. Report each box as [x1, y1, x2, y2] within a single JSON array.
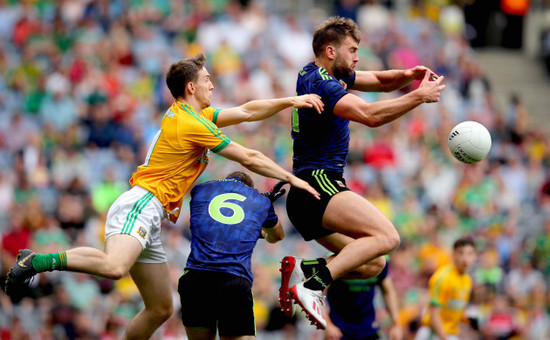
[[326, 45, 336, 60], [186, 81, 196, 95]]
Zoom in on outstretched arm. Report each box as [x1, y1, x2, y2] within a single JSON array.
[[428, 305, 449, 340], [380, 277, 403, 340], [352, 66, 439, 92], [216, 94, 324, 127], [216, 141, 320, 199], [334, 70, 445, 127]]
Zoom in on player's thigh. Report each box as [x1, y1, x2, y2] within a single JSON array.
[[322, 190, 397, 239], [105, 186, 165, 263], [104, 234, 143, 273], [129, 262, 172, 311]]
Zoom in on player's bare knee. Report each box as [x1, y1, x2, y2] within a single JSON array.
[[104, 264, 128, 280], [387, 231, 400, 252], [374, 255, 386, 269], [348, 256, 386, 279], [152, 302, 173, 321], [379, 231, 400, 254], [368, 256, 386, 277]]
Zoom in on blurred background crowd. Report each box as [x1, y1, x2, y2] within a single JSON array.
[[1, 0, 550, 339]]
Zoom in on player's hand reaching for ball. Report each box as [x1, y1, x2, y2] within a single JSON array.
[[416, 70, 446, 103], [404, 65, 437, 81], [292, 94, 324, 114]]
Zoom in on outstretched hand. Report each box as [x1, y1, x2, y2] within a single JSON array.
[[289, 176, 320, 200], [262, 181, 288, 202], [293, 94, 324, 114], [404, 65, 437, 81], [417, 70, 446, 103]]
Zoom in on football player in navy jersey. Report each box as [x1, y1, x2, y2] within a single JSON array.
[[178, 171, 286, 339], [280, 16, 446, 329], [324, 262, 402, 340]]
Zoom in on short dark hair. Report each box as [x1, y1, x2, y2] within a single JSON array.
[[226, 171, 254, 188], [312, 16, 361, 58], [166, 53, 207, 99], [453, 237, 476, 251]]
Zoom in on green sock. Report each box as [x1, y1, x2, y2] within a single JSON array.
[[32, 252, 67, 272], [300, 258, 327, 278]]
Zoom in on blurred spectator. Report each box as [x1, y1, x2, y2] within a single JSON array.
[[504, 254, 545, 302], [481, 294, 520, 340]]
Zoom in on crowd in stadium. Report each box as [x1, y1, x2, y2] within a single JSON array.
[[0, 0, 549, 339]]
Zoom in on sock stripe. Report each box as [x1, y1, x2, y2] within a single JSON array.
[[303, 259, 320, 265], [59, 251, 67, 269]]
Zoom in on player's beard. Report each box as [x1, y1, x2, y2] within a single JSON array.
[[333, 55, 354, 80]]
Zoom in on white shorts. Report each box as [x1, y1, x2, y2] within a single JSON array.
[[105, 186, 167, 264], [415, 326, 459, 340]]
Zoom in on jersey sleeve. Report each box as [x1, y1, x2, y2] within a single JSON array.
[[342, 71, 356, 88], [182, 107, 231, 153], [261, 202, 278, 229], [202, 106, 222, 124]]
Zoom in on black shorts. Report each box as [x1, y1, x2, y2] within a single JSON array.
[[178, 269, 255, 337], [286, 169, 350, 241]]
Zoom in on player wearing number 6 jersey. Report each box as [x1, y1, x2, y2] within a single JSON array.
[[4, 53, 321, 340], [179, 171, 286, 339]]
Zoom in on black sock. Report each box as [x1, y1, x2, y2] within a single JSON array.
[[303, 265, 333, 291], [300, 258, 327, 278]]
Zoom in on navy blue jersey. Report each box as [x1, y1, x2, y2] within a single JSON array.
[[292, 62, 356, 173], [326, 263, 389, 339], [185, 177, 278, 284]]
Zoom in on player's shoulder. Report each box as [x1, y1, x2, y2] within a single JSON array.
[[299, 62, 334, 82], [200, 106, 216, 116], [431, 264, 454, 281]]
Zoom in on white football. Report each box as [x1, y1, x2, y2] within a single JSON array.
[[448, 121, 492, 164]]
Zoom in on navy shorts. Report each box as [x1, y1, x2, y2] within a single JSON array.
[[178, 269, 255, 336], [286, 169, 350, 241]]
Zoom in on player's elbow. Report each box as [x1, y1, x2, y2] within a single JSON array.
[[267, 233, 284, 244]]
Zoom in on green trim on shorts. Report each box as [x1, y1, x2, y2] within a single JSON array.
[[177, 269, 189, 292], [252, 291, 256, 336], [312, 169, 338, 196], [121, 192, 154, 234]]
